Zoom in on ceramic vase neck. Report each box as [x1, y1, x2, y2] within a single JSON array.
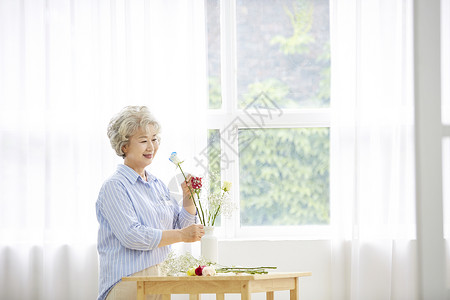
[[204, 226, 215, 235]]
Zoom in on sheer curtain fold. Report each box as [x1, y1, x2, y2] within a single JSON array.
[[331, 0, 416, 299], [0, 1, 206, 299]]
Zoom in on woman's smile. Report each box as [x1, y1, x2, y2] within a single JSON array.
[[122, 124, 160, 177]]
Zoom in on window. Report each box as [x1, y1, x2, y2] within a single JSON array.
[[204, 0, 330, 237]]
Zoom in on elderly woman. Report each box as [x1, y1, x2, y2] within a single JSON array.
[[96, 106, 204, 300]]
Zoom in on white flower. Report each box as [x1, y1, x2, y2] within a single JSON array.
[[222, 181, 232, 192], [169, 152, 182, 165], [202, 266, 216, 276], [219, 191, 236, 218]]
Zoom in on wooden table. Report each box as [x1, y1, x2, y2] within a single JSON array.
[[122, 272, 312, 300]]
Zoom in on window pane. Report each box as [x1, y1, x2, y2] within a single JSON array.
[[205, 0, 222, 109], [239, 128, 329, 226], [236, 0, 330, 109], [207, 129, 222, 225]]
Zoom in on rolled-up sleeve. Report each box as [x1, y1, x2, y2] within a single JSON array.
[[175, 205, 198, 229], [99, 180, 162, 250], [165, 186, 198, 229]]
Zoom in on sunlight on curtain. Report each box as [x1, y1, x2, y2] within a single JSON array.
[[443, 0, 450, 292], [442, 0, 450, 125], [444, 137, 450, 293], [330, 0, 417, 299], [0, 0, 206, 299]]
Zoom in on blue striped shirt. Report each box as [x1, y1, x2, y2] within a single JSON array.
[[96, 164, 196, 300]]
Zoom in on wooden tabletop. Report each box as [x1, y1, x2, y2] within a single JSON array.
[[122, 271, 312, 300], [122, 272, 312, 281]]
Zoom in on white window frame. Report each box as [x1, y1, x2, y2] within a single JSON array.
[[206, 0, 332, 239]]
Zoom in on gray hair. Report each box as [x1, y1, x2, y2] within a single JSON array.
[[107, 106, 161, 158]]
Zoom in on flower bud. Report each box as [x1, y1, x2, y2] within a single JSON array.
[[169, 152, 182, 165]]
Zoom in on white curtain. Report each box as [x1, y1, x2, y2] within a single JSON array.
[[442, 0, 450, 294], [0, 0, 206, 299], [1, 0, 423, 299], [330, 0, 417, 299]]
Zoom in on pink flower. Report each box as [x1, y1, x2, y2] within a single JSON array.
[[191, 177, 202, 190]]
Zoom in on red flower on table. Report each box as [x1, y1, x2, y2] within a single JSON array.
[[195, 265, 205, 276]]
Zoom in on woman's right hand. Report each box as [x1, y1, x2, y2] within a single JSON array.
[[181, 174, 193, 200], [180, 224, 205, 243]]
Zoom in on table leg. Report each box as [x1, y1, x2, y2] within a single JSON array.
[[137, 282, 144, 300], [241, 282, 251, 300], [190, 294, 201, 300], [266, 292, 274, 300], [216, 293, 225, 300], [289, 278, 298, 300]]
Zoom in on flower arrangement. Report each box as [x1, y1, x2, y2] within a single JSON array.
[[169, 152, 235, 226], [160, 251, 277, 276], [160, 251, 208, 276], [202, 176, 234, 226], [187, 265, 217, 276]]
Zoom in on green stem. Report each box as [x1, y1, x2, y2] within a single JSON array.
[[195, 189, 206, 224], [178, 164, 205, 225], [196, 195, 206, 226], [217, 267, 277, 270], [210, 205, 221, 227], [209, 210, 213, 226], [215, 266, 277, 274]]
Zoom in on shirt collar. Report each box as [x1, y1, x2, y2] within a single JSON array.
[[117, 164, 157, 184]]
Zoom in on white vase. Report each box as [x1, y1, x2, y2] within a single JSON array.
[[201, 226, 218, 263]]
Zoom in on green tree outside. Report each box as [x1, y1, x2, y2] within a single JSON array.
[[207, 0, 330, 226]]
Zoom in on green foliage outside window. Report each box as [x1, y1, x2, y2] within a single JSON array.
[[208, 77, 222, 109], [239, 128, 329, 225], [238, 0, 330, 225], [270, 0, 315, 55], [206, 0, 330, 226]]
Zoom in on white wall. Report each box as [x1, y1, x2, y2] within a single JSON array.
[[219, 240, 331, 300], [170, 240, 331, 300]]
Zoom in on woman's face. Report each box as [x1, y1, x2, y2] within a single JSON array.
[[122, 124, 159, 173]]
